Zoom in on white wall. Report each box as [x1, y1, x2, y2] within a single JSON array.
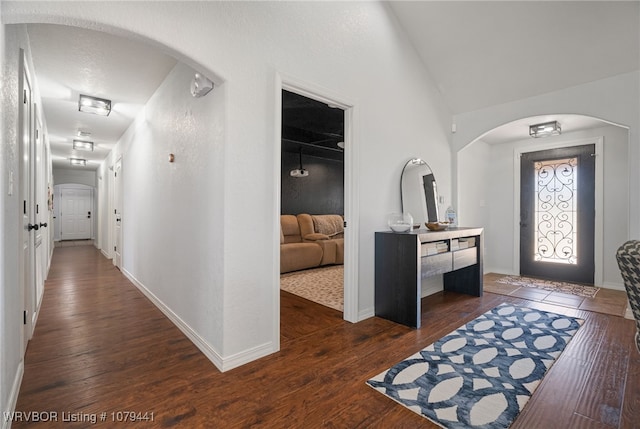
[[452, 72, 640, 238], [53, 167, 96, 187], [459, 124, 629, 289], [0, 22, 51, 425], [458, 139, 491, 229], [112, 62, 226, 357], [4, 1, 453, 369]]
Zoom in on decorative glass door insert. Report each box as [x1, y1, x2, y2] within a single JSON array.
[[534, 157, 577, 264]]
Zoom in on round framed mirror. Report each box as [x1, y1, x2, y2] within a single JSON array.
[[401, 158, 439, 227]]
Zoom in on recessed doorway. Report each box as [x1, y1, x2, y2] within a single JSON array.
[[280, 89, 345, 314]]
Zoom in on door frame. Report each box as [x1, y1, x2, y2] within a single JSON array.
[[56, 184, 95, 241], [112, 156, 123, 269], [513, 137, 604, 285], [274, 73, 360, 340], [18, 49, 36, 348]]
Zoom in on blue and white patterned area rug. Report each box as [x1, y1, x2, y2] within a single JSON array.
[[366, 303, 583, 429]]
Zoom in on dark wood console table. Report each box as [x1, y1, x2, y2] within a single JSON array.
[[375, 227, 483, 328]]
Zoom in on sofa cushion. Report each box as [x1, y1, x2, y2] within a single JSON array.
[[281, 214, 302, 243], [312, 215, 344, 238], [280, 242, 323, 273]]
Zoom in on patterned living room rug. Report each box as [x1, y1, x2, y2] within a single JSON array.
[[367, 303, 583, 429], [280, 265, 343, 312], [496, 275, 600, 298]]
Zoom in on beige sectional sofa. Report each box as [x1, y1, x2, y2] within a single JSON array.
[[280, 214, 345, 273]]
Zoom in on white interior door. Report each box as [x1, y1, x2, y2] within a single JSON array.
[[60, 188, 93, 240], [113, 158, 122, 268], [19, 51, 35, 350], [34, 110, 46, 311]]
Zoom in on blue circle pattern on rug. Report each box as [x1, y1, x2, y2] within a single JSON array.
[[367, 304, 583, 429]]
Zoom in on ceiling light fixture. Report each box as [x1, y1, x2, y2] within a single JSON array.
[[70, 158, 87, 166], [77, 130, 91, 137], [290, 148, 309, 178], [529, 121, 561, 138], [79, 94, 111, 116], [73, 139, 94, 151]]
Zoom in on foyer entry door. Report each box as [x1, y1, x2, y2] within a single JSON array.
[[520, 144, 595, 284], [60, 188, 93, 240]]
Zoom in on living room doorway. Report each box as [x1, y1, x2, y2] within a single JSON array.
[[277, 81, 357, 330]]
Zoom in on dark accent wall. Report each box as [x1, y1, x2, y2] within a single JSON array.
[[281, 151, 344, 215]]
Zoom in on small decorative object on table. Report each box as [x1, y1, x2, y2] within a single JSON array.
[[445, 206, 457, 226], [387, 212, 413, 233], [425, 222, 450, 231]]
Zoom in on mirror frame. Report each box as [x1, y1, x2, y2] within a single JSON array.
[[401, 158, 440, 226]]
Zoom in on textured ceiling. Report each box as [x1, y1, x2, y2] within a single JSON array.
[[27, 24, 177, 170], [389, 1, 640, 115]]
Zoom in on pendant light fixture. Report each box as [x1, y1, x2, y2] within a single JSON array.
[[290, 148, 309, 177]]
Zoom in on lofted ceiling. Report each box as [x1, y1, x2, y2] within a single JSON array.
[[26, 2, 640, 174], [27, 24, 177, 171], [389, 1, 640, 115]]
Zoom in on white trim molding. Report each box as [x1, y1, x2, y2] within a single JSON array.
[[2, 361, 24, 429], [276, 73, 360, 323]]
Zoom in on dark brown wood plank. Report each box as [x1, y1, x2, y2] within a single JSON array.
[[573, 316, 633, 427], [12, 246, 639, 428]]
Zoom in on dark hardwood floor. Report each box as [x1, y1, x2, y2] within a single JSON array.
[[13, 246, 639, 428]]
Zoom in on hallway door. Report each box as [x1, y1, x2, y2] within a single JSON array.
[[34, 111, 47, 306], [19, 51, 36, 350], [113, 158, 122, 269], [60, 188, 93, 240], [520, 144, 596, 284]]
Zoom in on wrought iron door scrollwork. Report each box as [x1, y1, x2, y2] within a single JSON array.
[[534, 157, 577, 264]]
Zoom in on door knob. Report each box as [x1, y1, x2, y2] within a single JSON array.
[[28, 223, 39, 231], [39, 222, 48, 228]]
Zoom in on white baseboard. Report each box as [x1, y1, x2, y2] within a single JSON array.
[[358, 307, 375, 321], [221, 342, 277, 372], [100, 249, 111, 260], [3, 361, 24, 429], [601, 281, 625, 291], [624, 304, 634, 320], [121, 268, 275, 372], [484, 268, 517, 276]]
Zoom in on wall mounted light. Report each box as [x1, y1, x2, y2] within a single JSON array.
[[73, 140, 94, 151], [79, 94, 111, 116], [70, 158, 87, 166], [190, 73, 214, 98], [529, 121, 561, 138]]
